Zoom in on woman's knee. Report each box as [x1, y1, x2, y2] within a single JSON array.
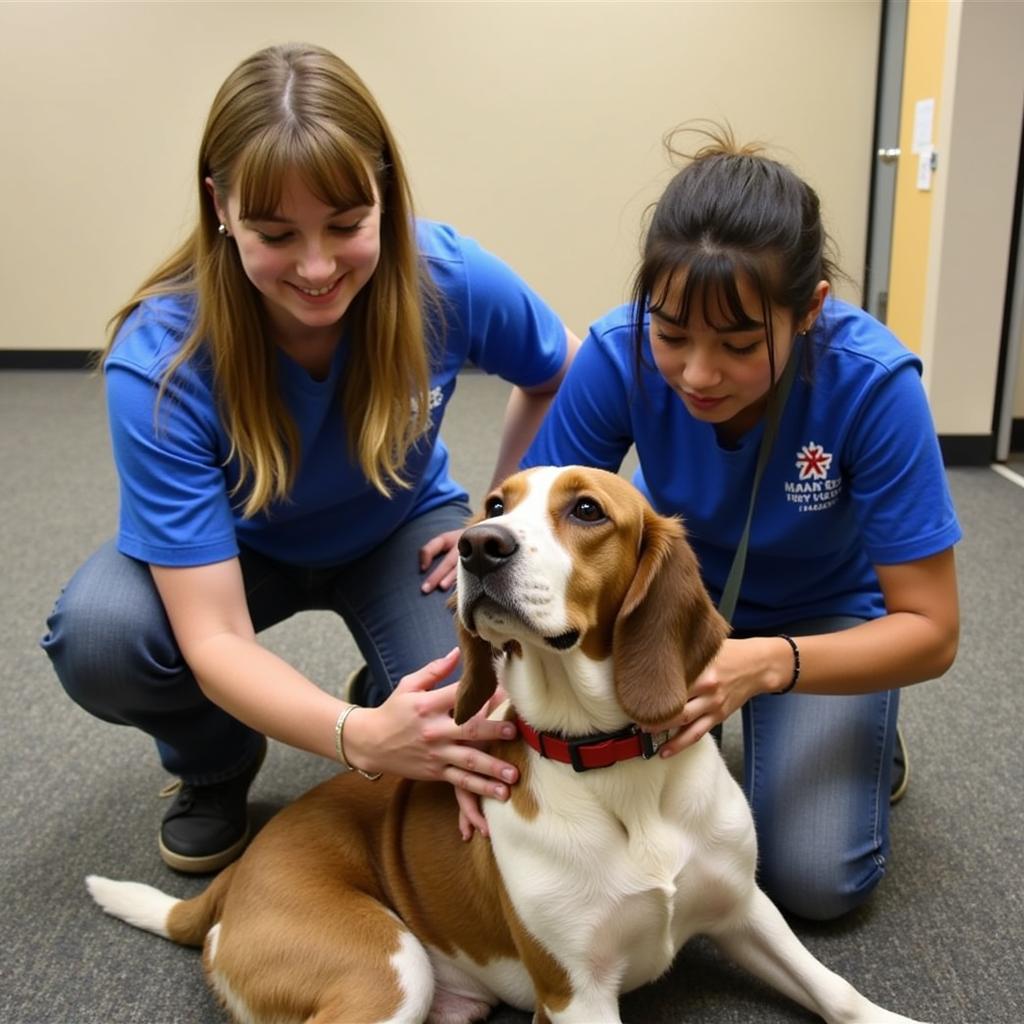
[[757, 836, 887, 921], [41, 543, 183, 717], [742, 679, 897, 922]]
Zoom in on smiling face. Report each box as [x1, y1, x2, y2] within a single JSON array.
[[649, 269, 827, 440], [210, 168, 382, 357]]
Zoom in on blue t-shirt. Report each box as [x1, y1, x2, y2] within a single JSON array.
[[106, 220, 566, 568], [524, 298, 961, 630]]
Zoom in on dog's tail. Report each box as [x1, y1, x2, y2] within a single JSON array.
[[86, 862, 237, 948]]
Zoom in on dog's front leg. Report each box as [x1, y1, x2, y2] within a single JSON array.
[[532, 987, 623, 1024], [711, 888, 929, 1024], [514, 939, 623, 1024], [510, 908, 627, 1024]]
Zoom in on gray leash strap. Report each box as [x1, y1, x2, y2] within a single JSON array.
[[716, 350, 800, 626]]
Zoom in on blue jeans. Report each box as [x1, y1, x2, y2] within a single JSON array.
[[737, 616, 900, 921], [41, 502, 471, 786]]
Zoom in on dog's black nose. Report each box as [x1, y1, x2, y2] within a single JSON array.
[[459, 523, 518, 578]]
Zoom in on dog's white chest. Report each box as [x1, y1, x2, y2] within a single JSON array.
[[487, 750, 743, 994]]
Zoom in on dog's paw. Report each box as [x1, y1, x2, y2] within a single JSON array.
[[846, 1006, 929, 1024]]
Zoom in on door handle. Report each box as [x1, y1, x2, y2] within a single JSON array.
[[877, 148, 901, 164]]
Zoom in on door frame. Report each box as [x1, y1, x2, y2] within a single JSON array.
[[863, 0, 908, 324], [992, 112, 1024, 462]]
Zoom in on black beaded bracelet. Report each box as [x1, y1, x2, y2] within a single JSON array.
[[775, 634, 800, 694]]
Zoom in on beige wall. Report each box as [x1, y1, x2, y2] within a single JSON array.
[[0, 0, 880, 352], [920, 0, 1024, 436]]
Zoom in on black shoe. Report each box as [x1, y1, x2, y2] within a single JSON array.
[[341, 664, 370, 706], [890, 725, 909, 805], [158, 738, 267, 874]]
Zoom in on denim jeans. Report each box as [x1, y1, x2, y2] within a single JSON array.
[[41, 502, 471, 786], [736, 616, 901, 921]]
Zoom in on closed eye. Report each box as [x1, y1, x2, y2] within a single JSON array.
[[723, 339, 763, 356], [655, 330, 762, 358], [653, 329, 688, 347], [251, 210, 369, 245], [256, 222, 364, 244]]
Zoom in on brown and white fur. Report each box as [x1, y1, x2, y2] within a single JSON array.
[[87, 466, 926, 1024]]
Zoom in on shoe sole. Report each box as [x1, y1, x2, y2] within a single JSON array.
[[890, 726, 910, 805], [890, 765, 910, 804], [158, 738, 267, 874], [341, 664, 368, 706], [158, 826, 252, 874]]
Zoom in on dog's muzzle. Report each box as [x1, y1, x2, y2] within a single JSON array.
[[458, 522, 518, 579], [457, 522, 518, 634], [458, 522, 580, 650]]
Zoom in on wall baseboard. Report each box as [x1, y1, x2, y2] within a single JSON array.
[[0, 350, 99, 370], [1012, 418, 1024, 452], [937, 434, 993, 466]]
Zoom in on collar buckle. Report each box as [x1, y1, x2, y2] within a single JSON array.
[[640, 729, 670, 759], [562, 724, 662, 772]]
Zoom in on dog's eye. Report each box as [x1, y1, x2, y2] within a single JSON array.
[[484, 496, 505, 518], [570, 497, 606, 523]]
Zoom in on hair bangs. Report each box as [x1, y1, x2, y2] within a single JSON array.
[[234, 121, 377, 221], [648, 247, 764, 333]]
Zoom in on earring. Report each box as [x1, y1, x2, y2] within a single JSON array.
[[218, 223, 229, 237]]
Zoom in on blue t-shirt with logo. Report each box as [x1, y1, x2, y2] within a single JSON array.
[[523, 298, 961, 630], [106, 220, 566, 568]]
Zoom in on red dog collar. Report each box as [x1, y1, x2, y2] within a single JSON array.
[[515, 715, 670, 773]]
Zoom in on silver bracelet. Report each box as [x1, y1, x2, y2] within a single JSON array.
[[334, 704, 382, 781]]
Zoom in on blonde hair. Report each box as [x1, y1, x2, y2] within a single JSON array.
[[105, 43, 434, 516]]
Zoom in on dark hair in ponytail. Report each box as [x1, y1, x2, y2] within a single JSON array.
[[632, 122, 840, 381]]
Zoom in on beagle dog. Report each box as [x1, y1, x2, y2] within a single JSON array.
[[86, 466, 924, 1024]]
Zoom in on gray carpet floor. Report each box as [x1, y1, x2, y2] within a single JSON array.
[[1, 369, 1021, 1023]]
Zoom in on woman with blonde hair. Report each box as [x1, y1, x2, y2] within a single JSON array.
[[525, 126, 960, 920], [42, 43, 578, 873]]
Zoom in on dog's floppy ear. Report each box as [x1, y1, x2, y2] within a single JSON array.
[[453, 618, 500, 724], [612, 510, 728, 724]]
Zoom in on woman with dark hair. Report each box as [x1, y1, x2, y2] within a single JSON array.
[[42, 43, 578, 873], [524, 127, 960, 921]]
